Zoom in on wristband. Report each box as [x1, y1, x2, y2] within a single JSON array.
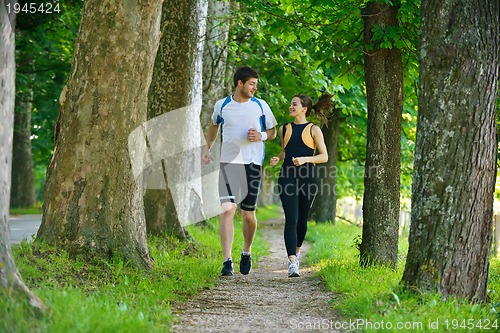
[[260, 132, 268, 141]]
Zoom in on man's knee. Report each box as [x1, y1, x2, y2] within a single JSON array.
[[221, 202, 237, 215], [241, 210, 256, 223]]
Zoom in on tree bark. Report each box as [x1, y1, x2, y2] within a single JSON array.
[[359, 2, 403, 268], [401, 0, 499, 301], [0, 0, 45, 311], [10, 88, 36, 208], [37, 0, 164, 268], [201, 0, 230, 134], [310, 108, 341, 223], [143, 0, 207, 237], [197, 0, 231, 223]]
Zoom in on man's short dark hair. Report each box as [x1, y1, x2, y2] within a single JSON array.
[[234, 67, 259, 87]]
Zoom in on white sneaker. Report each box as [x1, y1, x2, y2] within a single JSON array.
[[288, 261, 300, 277], [295, 253, 301, 269]]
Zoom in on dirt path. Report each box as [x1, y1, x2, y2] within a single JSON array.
[[171, 217, 344, 332]]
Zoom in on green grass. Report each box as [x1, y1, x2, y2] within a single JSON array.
[[10, 206, 43, 215], [255, 204, 283, 221], [306, 222, 500, 332], [6, 205, 498, 333], [0, 207, 279, 333]]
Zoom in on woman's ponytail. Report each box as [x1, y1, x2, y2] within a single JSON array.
[[312, 93, 333, 126]]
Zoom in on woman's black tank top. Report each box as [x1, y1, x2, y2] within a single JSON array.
[[282, 122, 315, 167]]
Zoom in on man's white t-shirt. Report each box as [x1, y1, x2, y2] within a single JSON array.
[[212, 96, 277, 165]]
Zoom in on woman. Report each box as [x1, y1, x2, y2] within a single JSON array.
[[270, 93, 330, 277]]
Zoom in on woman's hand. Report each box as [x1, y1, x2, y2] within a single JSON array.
[[292, 157, 309, 166]]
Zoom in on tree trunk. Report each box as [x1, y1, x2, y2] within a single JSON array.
[[401, 0, 499, 301], [37, 0, 164, 268], [198, 0, 231, 224], [258, 167, 276, 207], [0, 0, 45, 311], [201, 0, 230, 134], [143, 0, 207, 237], [224, 0, 239, 93], [359, 2, 403, 268], [310, 108, 341, 223], [11, 88, 36, 208]]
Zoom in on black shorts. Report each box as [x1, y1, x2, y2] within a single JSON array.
[[219, 163, 262, 211]]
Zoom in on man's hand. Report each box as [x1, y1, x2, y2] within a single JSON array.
[[247, 128, 262, 142], [202, 148, 212, 165], [270, 156, 280, 166]]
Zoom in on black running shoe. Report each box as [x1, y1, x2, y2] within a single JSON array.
[[240, 254, 252, 275], [221, 259, 234, 276]]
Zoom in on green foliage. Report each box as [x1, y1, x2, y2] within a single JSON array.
[[16, 0, 83, 200], [306, 222, 500, 332], [1, 206, 278, 332], [20, 0, 424, 204], [232, 0, 420, 201]]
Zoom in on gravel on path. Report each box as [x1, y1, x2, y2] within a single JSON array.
[[171, 217, 345, 332]]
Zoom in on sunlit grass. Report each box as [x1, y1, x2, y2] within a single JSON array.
[[306, 222, 500, 332], [9, 206, 43, 215], [255, 204, 283, 221], [1, 207, 279, 333]]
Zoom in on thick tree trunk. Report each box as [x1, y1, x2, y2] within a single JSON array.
[[143, 0, 207, 237], [310, 108, 341, 223], [37, 0, 164, 268], [359, 2, 403, 268], [0, 0, 45, 311], [401, 0, 499, 301], [10, 88, 36, 208]]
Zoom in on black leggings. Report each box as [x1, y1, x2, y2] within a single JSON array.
[[278, 165, 318, 256]]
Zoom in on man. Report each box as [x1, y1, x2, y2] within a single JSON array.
[[202, 67, 277, 276]]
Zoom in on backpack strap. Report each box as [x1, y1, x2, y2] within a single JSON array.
[[250, 97, 266, 131], [216, 96, 267, 140], [215, 96, 232, 125]]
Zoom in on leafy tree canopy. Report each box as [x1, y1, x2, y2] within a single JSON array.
[[232, 0, 419, 202]]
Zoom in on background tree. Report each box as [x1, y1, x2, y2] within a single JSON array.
[[401, 0, 499, 301], [13, 0, 82, 205], [359, 1, 403, 268], [143, 0, 208, 237], [309, 106, 342, 222], [0, 0, 44, 311], [201, 0, 231, 133], [234, 0, 418, 227], [36, 0, 164, 268], [11, 86, 36, 208], [199, 0, 232, 217]]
